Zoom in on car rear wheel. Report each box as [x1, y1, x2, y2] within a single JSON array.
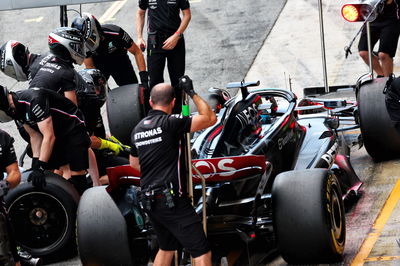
[[272, 169, 345, 264], [357, 78, 400, 161], [5, 171, 79, 263]]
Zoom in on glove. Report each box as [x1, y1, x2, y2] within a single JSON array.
[[108, 136, 131, 152], [27, 160, 47, 188], [139, 71, 150, 92], [99, 138, 124, 155], [179, 75, 196, 98], [0, 180, 10, 197]]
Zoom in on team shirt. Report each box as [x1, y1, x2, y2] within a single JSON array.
[[0, 130, 17, 174], [29, 53, 76, 94], [130, 110, 192, 195], [138, 0, 190, 34], [12, 88, 86, 138]]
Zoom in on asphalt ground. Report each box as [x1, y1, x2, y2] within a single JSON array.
[[2, 0, 400, 265]]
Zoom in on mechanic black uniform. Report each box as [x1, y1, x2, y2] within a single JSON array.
[[130, 109, 210, 258], [11, 88, 90, 171], [139, 0, 190, 112], [0, 130, 19, 264], [75, 72, 129, 176], [29, 53, 77, 94], [358, 0, 400, 58], [88, 24, 138, 86]]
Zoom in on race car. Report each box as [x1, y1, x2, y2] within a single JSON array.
[[77, 80, 365, 265]]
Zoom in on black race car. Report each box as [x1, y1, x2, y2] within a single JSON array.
[[77, 81, 364, 265]]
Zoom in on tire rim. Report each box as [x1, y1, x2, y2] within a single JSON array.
[[330, 184, 345, 247], [8, 192, 69, 253]]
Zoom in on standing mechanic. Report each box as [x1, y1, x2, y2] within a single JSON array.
[[358, 0, 400, 77], [129, 76, 216, 265], [71, 12, 149, 90], [0, 86, 91, 195], [136, 0, 191, 114]]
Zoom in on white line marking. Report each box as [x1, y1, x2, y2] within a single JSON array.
[[24, 16, 44, 23], [99, 0, 127, 24]]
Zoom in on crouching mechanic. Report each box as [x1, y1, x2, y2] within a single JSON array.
[[129, 76, 216, 265], [0, 86, 91, 195], [0, 128, 41, 265]]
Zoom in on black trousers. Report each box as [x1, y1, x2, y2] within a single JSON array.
[[148, 36, 185, 114]]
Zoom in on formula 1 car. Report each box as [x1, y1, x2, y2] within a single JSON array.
[[77, 81, 365, 265]]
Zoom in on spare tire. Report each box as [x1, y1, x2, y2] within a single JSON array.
[[107, 84, 144, 145], [272, 169, 345, 264], [358, 78, 400, 161], [77, 186, 134, 266], [4, 171, 79, 263]]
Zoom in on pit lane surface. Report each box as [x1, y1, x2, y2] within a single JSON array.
[[2, 0, 400, 265]]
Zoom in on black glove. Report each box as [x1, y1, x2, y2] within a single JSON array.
[[31, 157, 39, 169], [139, 71, 150, 92], [0, 180, 10, 197], [179, 75, 196, 98], [27, 160, 48, 188]]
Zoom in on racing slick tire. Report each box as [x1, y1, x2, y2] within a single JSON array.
[[107, 84, 144, 145], [272, 169, 345, 264], [77, 186, 134, 266], [357, 78, 400, 161], [4, 171, 80, 263]]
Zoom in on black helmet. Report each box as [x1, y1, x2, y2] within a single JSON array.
[[0, 40, 29, 81], [48, 27, 85, 65], [71, 12, 102, 53], [0, 85, 13, 122], [76, 69, 108, 107]]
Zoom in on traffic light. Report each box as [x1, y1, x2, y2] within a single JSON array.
[[341, 0, 384, 22]]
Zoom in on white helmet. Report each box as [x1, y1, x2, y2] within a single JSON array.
[[0, 40, 29, 81], [71, 12, 102, 53], [48, 27, 86, 65]]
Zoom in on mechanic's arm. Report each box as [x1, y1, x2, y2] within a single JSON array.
[[136, 8, 147, 49], [190, 95, 217, 132], [5, 162, 21, 189], [64, 90, 78, 106], [129, 155, 140, 172], [36, 117, 56, 163], [23, 124, 43, 158], [162, 8, 191, 50], [127, 43, 147, 72], [84, 57, 96, 69]]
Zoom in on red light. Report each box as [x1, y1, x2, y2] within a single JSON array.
[[250, 233, 256, 238], [342, 4, 359, 22]]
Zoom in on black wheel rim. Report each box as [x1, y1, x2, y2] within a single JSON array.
[[8, 192, 69, 253], [329, 184, 345, 250]]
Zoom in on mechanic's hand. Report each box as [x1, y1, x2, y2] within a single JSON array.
[[139, 71, 150, 92], [179, 75, 196, 98], [0, 180, 10, 197], [27, 160, 47, 188], [137, 38, 146, 51], [99, 138, 124, 155], [162, 34, 179, 50], [31, 157, 39, 169]]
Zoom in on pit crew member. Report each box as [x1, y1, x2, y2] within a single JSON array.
[[0, 86, 91, 195], [136, 0, 191, 114], [129, 76, 216, 265]]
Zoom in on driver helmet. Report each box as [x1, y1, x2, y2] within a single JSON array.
[[77, 69, 108, 107], [48, 27, 86, 65], [0, 40, 30, 81], [0, 85, 13, 122], [71, 12, 102, 53]]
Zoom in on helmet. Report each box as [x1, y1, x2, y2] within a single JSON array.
[[71, 12, 102, 53], [0, 85, 13, 122], [48, 27, 85, 65], [0, 40, 29, 81], [76, 69, 108, 107]]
